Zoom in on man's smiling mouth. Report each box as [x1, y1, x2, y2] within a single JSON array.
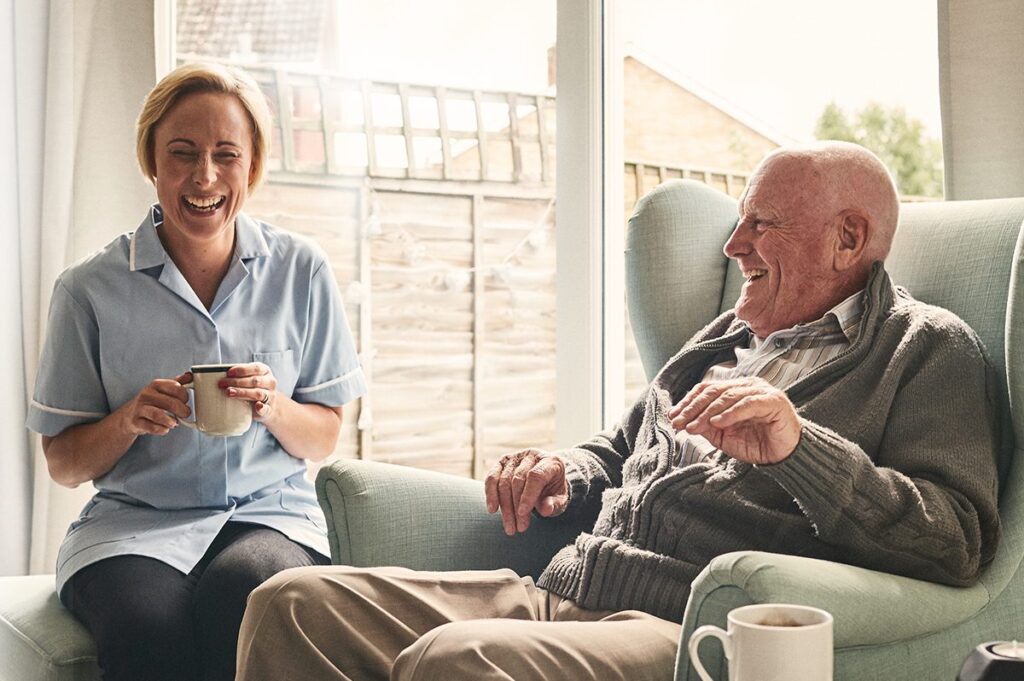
[[743, 268, 767, 281]]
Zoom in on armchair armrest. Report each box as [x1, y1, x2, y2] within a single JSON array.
[[315, 459, 585, 579], [676, 550, 991, 680]]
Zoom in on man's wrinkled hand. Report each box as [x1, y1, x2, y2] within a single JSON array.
[[668, 377, 801, 465], [484, 449, 568, 536]]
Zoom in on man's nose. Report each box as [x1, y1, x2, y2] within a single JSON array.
[[723, 220, 750, 258]]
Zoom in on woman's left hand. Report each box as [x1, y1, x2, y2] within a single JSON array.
[[219, 362, 278, 421]]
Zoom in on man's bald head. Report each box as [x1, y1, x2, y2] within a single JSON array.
[[724, 142, 901, 336], [757, 141, 901, 263]]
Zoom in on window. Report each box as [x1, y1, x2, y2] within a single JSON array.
[[620, 0, 943, 400], [175, 0, 559, 478]]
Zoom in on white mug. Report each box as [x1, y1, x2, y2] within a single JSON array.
[[178, 364, 252, 437], [688, 603, 833, 681]]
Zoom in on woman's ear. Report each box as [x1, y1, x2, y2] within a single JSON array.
[[834, 211, 869, 271]]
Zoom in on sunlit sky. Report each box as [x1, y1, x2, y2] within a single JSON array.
[[336, 0, 941, 141]]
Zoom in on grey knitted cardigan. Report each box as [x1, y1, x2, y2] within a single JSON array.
[[538, 265, 1004, 623]]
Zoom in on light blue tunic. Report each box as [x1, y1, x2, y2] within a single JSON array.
[[26, 205, 367, 599]]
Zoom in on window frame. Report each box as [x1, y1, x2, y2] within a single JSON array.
[[555, 0, 624, 445]]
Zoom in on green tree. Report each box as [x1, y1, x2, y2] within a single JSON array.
[[814, 101, 944, 198]]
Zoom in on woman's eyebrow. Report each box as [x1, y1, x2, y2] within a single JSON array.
[[165, 139, 241, 147]]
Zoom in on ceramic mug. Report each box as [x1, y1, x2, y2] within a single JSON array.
[[177, 364, 252, 437], [688, 603, 833, 681]]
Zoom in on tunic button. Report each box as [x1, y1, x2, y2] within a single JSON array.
[[774, 338, 786, 349]]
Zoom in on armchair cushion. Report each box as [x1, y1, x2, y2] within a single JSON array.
[[0, 575, 99, 681]]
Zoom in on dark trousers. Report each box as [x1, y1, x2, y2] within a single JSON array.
[[62, 521, 330, 681]]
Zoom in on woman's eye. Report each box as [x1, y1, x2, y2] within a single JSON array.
[[171, 150, 196, 158]]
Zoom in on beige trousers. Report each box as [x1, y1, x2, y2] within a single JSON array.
[[235, 565, 681, 681]]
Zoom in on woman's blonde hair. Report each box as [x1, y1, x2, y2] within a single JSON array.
[[136, 62, 272, 191]]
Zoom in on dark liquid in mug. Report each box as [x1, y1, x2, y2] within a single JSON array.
[[756, 618, 803, 627]]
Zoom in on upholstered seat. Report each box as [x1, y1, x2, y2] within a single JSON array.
[[0, 575, 99, 681]]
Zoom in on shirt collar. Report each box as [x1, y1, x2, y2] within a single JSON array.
[[824, 289, 865, 342], [129, 204, 271, 271], [747, 288, 865, 346]]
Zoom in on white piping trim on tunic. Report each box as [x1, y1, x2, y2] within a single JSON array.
[[129, 230, 138, 271], [294, 368, 362, 394], [31, 399, 106, 418]]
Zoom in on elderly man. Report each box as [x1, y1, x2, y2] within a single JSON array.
[[235, 142, 1002, 681]]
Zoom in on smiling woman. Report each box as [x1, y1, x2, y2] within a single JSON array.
[[25, 62, 368, 681], [151, 91, 256, 307]]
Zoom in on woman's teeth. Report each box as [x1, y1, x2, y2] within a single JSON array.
[[183, 196, 225, 212], [746, 269, 767, 281]]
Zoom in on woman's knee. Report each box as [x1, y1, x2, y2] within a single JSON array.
[[195, 531, 324, 618], [243, 566, 339, 623]]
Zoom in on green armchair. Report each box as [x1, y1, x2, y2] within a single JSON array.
[[314, 182, 1024, 680]]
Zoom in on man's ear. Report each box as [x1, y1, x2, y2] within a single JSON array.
[[834, 211, 869, 271]]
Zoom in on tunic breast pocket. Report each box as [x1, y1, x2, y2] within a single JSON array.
[[254, 349, 298, 397]]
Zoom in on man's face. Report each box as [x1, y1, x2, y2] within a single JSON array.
[[723, 157, 842, 337]]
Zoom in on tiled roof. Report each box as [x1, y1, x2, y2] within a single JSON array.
[[176, 0, 326, 63]]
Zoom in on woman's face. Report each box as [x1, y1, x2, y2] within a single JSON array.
[[152, 91, 255, 247]]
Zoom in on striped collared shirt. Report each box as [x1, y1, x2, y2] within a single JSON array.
[[676, 289, 865, 466]]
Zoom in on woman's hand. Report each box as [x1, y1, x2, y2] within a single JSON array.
[[117, 372, 192, 437], [219, 362, 343, 461], [43, 371, 192, 487], [219, 362, 278, 421]]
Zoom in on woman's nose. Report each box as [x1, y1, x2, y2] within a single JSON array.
[[192, 155, 216, 186]]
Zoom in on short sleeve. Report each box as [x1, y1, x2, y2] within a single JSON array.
[[26, 279, 110, 436], [292, 261, 367, 406]]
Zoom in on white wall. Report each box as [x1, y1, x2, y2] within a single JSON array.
[[939, 0, 1024, 200]]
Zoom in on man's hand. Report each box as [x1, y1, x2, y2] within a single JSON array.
[[485, 449, 569, 536], [668, 377, 801, 465]]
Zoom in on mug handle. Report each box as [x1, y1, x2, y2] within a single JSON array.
[[688, 624, 733, 681], [176, 381, 197, 430]]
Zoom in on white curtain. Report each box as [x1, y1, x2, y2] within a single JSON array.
[[938, 0, 1024, 200], [2, 0, 156, 576], [0, 0, 38, 577]]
